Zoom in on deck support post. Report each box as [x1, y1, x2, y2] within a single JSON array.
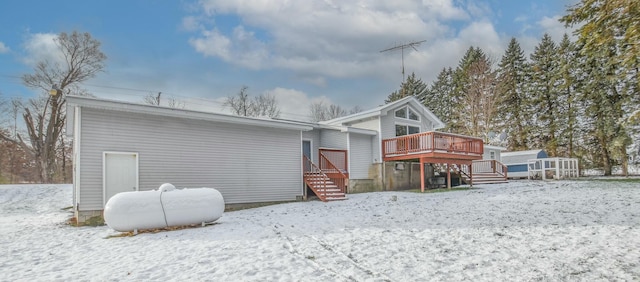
[[469, 163, 473, 188], [447, 163, 451, 189], [420, 159, 425, 193]]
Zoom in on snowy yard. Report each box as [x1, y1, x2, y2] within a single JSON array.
[[1, 180, 639, 281]]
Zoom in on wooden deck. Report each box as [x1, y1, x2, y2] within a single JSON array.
[[382, 131, 484, 162], [382, 131, 484, 192]]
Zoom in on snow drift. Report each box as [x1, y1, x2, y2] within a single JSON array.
[[104, 183, 224, 232]]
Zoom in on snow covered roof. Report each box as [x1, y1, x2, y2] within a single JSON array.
[[272, 118, 378, 136], [501, 149, 548, 164], [66, 95, 313, 136], [484, 145, 507, 151], [319, 96, 445, 129]]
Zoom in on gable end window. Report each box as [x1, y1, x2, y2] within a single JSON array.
[[394, 106, 419, 121], [408, 109, 419, 121], [395, 124, 420, 136]]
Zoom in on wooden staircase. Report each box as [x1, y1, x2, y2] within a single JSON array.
[[465, 172, 508, 184], [460, 160, 508, 185], [303, 155, 347, 202], [303, 173, 347, 201]]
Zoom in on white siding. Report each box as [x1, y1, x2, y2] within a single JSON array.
[[348, 133, 373, 179], [78, 107, 302, 211], [348, 118, 381, 162], [380, 113, 396, 140], [349, 118, 379, 131], [320, 129, 347, 149]]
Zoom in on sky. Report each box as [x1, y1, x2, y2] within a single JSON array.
[[0, 0, 577, 121]]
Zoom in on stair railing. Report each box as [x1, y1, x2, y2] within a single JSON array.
[[303, 155, 329, 201], [319, 153, 348, 194], [470, 160, 508, 180]]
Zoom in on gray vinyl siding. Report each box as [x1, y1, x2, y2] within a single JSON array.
[[348, 119, 381, 162], [348, 118, 379, 131], [320, 129, 347, 150], [380, 112, 397, 140], [78, 107, 302, 211], [302, 130, 320, 163], [348, 133, 373, 179]]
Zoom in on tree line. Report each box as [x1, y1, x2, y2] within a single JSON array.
[[0, 0, 636, 183], [387, 0, 638, 175]]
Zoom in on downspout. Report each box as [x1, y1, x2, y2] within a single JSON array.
[[74, 106, 81, 213], [379, 119, 385, 191], [300, 131, 306, 199]]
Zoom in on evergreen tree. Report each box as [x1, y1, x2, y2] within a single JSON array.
[[529, 34, 561, 156], [576, 39, 631, 175], [385, 72, 429, 103], [450, 47, 486, 133], [496, 37, 531, 151], [449, 47, 498, 139], [557, 34, 579, 158], [422, 67, 455, 129], [561, 0, 639, 76]]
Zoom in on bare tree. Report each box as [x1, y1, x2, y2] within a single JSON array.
[[223, 86, 281, 118], [0, 31, 106, 183], [460, 55, 498, 141], [309, 101, 362, 122], [143, 92, 162, 106], [224, 86, 251, 116], [167, 97, 185, 109], [310, 101, 328, 122], [142, 92, 185, 109], [251, 94, 280, 118]]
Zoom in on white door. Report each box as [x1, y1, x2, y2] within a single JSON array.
[[104, 152, 138, 205]]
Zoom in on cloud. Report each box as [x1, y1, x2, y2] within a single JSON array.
[[21, 33, 62, 66], [264, 87, 315, 120], [181, 16, 201, 32], [186, 0, 485, 83], [0, 42, 9, 53], [538, 16, 574, 41], [189, 25, 268, 69]]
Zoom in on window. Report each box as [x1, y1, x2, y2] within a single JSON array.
[[408, 109, 419, 121], [394, 106, 420, 121], [490, 151, 496, 160], [395, 124, 420, 136], [395, 125, 407, 136]]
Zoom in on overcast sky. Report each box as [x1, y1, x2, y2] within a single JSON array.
[[0, 0, 577, 121]]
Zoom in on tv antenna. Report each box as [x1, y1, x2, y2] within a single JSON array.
[[380, 40, 426, 82]]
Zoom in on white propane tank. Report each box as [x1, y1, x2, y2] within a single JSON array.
[[104, 183, 224, 232]]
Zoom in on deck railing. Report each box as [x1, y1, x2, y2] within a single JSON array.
[[319, 149, 348, 174], [461, 160, 508, 178], [382, 131, 484, 159], [303, 155, 347, 194]]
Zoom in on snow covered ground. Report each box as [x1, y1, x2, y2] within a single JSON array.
[[1, 180, 639, 281]]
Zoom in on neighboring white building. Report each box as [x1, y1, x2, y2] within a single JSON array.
[[501, 149, 579, 179]]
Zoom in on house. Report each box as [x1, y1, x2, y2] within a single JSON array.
[[501, 149, 548, 178], [471, 144, 509, 184], [501, 149, 579, 179], [66, 95, 486, 223], [483, 145, 506, 161]]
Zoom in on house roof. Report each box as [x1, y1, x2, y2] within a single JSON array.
[[273, 118, 378, 136], [319, 96, 445, 129], [66, 95, 314, 134], [501, 149, 546, 157], [501, 149, 548, 164], [484, 145, 507, 151]]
